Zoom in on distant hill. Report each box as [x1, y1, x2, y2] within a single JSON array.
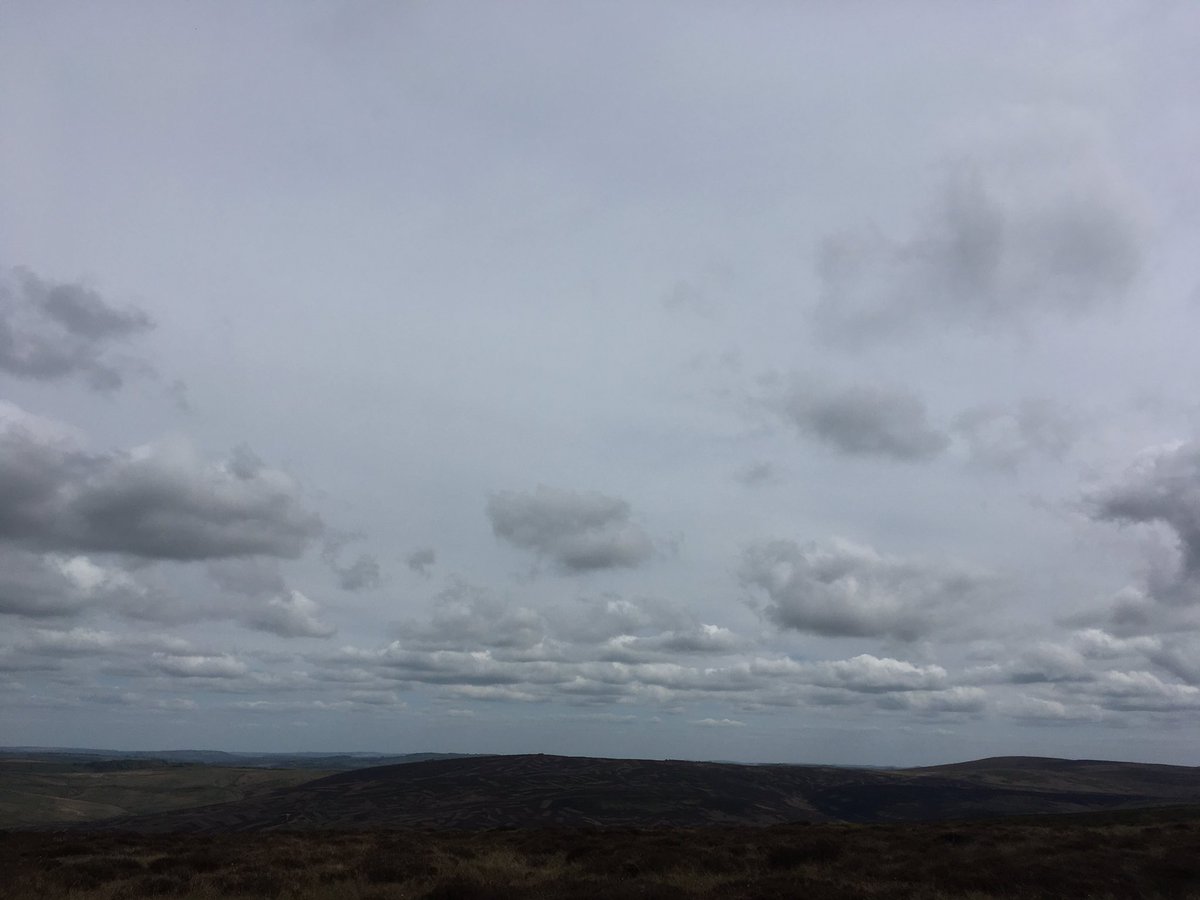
[[0, 750, 475, 828], [0, 747, 475, 770], [82, 753, 1200, 832]]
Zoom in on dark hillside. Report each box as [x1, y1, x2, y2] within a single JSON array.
[[85, 753, 1200, 832]]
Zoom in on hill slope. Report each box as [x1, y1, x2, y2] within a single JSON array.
[[87, 753, 1200, 831], [0, 761, 327, 828]]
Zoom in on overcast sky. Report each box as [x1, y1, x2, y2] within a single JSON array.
[[3, 2, 1200, 766]]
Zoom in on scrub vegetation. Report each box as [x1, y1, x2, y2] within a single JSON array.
[[5, 807, 1200, 899]]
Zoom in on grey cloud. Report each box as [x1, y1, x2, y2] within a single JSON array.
[[806, 655, 949, 693], [1090, 441, 1200, 589], [0, 532, 335, 639], [740, 537, 988, 641], [231, 692, 406, 713], [322, 587, 986, 715], [150, 653, 248, 679], [657, 623, 744, 655], [0, 549, 149, 619], [1148, 637, 1200, 686], [326, 640, 985, 715], [207, 559, 336, 638], [0, 266, 154, 389], [240, 590, 336, 639], [487, 485, 655, 573], [733, 461, 777, 487], [406, 547, 437, 576], [208, 557, 286, 597], [398, 581, 549, 653], [1001, 695, 1105, 724], [876, 687, 986, 714], [0, 549, 96, 618], [166, 378, 192, 412], [333, 554, 380, 591], [1078, 443, 1200, 639], [321, 531, 382, 591], [1086, 670, 1200, 714], [967, 630, 1200, 718], [1005, 643, 1093, 685], [0, 627, 194, 681], [774, 378, 948, 461], [954, 399, 1080, 470], [1063, 588, 1184, 639], [556, 595, 687, 645], [661, 280, 715, 317], [814, 154, 1142, 340], [392, 587, 732, 668], [0, 408, 322, 561]]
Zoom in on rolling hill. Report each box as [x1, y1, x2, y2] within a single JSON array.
[[83, 753, 1200, 832]]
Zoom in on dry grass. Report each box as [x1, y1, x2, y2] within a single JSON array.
[[4, 808, 1200, 899]]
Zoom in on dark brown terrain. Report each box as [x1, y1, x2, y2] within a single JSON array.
[[81, 753, 1200, 832], [5, 754, 1200, 898], [6, 806, 1200, 899]]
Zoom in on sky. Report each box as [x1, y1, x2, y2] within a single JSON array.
[[2, 1, 1200, 767]]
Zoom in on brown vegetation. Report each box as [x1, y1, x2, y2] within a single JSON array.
[[4, 806, 1200, 899], [0, 759, 329, 828], [82, 754, 1200, 832]]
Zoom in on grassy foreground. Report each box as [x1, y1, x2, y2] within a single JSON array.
[[4, 808, 1200, 899]]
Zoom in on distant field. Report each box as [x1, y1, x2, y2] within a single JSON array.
[[0, 760, 328, 828], [4, 807, 1200, 899]]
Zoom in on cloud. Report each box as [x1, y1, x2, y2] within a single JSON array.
[[333, 554, 380, 591], [1087, 670, 1200, 713], [740, 537, 988, 641], [1090, 441, 1200, 590], [733, 461, 777, 487], [953, 398, 1080, 470], [208, 559, 336, 638], [661, 279, 716, 317], [319, 585, 990, 717], [321, 532, 382, 591], [0, 549, 97, 618], [0, 627, 193, 677], [772, 377, 948, 461], [657, 623, 744, 654], [876, 686, 986, 714], [807, 654, 949, 693], [1004, 643, 1093, 684], [392, 588, 743, 671], [555, 595, 686, 645], [151, 653, 249, 679], [1075, 442, 1200, 638], [406, 547, 437, 576], [0, 405, 322, 561], [692, 717, 745, 727], [487, 485, 655, 573], [398, 580, 549, 652], [1001, 695, 1103, 723], [0, 266, 154, 389], [813, 114, 1143, 340], [0, 549, 148, 619], [243, 589, 336, 639]]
